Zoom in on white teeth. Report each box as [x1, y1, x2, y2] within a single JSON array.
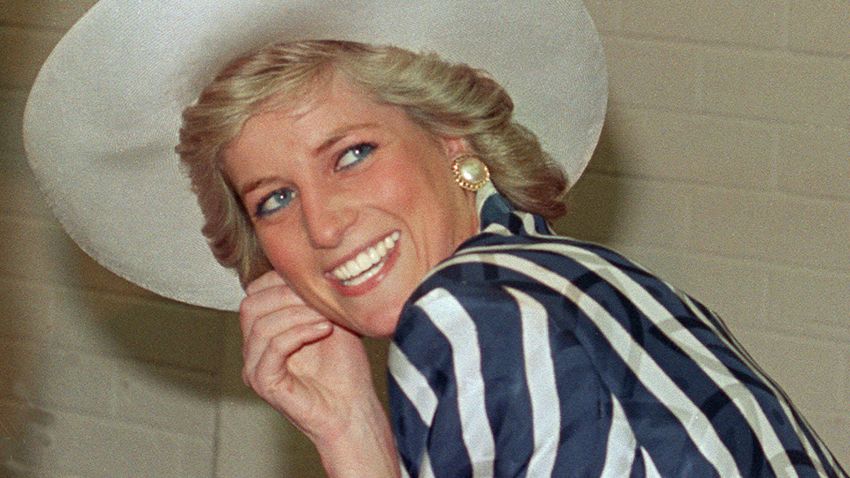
[[356, 252, 370, 270], [368, 248, 380, 262], [331, 232, 399, 285]]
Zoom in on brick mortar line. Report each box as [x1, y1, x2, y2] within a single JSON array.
[[602, 31, 850, 60], [579, 170, 850, 206], [609, 102, 850, 132], [599, 240, 850, 279], [779, 0, 792, 50], [0, 330, 222, 380], [674, 248, 849, 276], [0, 85, 28, 93], [607, 100, 848, 129], [0, 22, 69, 34], [0, 209, 59, 223], [590, 233, 850, 276], [1, 398, 219, 440], [570, 235, 850, 281], [736, 322, 850, 349], [601, 251, 850, 290]]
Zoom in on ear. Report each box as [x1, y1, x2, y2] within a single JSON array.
[[439, 135, 470, 159]]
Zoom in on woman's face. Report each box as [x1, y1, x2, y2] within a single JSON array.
[[224, 74, 479, 337]]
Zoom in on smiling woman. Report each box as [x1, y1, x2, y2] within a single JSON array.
[[21, 1, 847, 477], [178, 40, 567, 341], [178, 40, 566, 295], [218, 72, 478, 338]]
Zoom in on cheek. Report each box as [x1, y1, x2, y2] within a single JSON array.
[[255, 227, 303, 277], [359, 162, 424, 213]]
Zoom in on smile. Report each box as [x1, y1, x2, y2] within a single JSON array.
[[330, 231, 400, 287]]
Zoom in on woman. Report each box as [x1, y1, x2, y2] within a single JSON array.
[[177, 41, 843, 477], [23, 1, 845, 477]]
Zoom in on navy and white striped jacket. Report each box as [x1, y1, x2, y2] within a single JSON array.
[[388, 183, 845, 477]]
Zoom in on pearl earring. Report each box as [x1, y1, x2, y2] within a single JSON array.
[[451, 154, 490, 191]]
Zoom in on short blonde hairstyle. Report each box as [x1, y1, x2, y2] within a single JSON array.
[[177, 40, 566, 285]]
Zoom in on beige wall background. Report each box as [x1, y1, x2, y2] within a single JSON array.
[[0, 1, 846, 476]]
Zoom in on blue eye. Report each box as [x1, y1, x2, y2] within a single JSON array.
[[256, 188, 296, 217], [335, 143, 375, 170]]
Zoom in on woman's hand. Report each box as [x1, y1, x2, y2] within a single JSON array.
[[239, 271, 399, 477]]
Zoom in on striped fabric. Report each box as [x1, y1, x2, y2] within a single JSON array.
[[388, 184, 846, 478]]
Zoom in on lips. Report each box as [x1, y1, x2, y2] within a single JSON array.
[[329, 231, 400, 287]]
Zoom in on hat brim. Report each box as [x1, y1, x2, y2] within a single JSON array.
[[24, 0, 607, 311]]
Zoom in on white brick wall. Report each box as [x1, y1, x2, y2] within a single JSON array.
[[619, 1, 787, 47], [565, 0, 850, 465], [1, 1, 847, 476], [789, 0, 849, 55]]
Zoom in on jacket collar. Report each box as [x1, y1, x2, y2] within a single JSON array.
[[474, 182, 553, 237]]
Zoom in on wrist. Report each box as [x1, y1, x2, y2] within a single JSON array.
[[315, 399, 399, 478]]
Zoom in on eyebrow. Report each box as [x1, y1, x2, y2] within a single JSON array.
[[238, 177, 279, 199], [313, 122, 379, 156], [237, 122, 380, 198]]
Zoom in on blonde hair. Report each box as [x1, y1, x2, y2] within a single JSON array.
[[177, 40, 566, 285]]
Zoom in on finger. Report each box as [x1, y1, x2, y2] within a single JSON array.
[[243, 320, 333, 390], [245, 269, 287, 295], [242, 307, 328, 379], [247, 283, 304, 310], [239, 285, 304, 337]]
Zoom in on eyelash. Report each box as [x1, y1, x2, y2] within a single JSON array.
[[252, 142, 377, 218], [254, 188, 296, 218], [335, 142, 376, 171]]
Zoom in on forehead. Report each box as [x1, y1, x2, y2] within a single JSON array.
[[222, 73, 413, 173]]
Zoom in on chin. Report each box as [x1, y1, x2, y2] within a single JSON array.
[[337, 284, 412, 338], [346, 307, 402, 339]]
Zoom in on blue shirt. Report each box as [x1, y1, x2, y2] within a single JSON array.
[[388, 183, 846, 478]]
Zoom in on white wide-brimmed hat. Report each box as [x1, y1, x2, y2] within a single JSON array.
[[23, 0, 607, 311]]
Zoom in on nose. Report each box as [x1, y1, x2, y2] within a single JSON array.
[[299, 186, 357, 249]]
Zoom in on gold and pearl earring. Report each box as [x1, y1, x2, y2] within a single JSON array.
[[451, 154, 490, 191]]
